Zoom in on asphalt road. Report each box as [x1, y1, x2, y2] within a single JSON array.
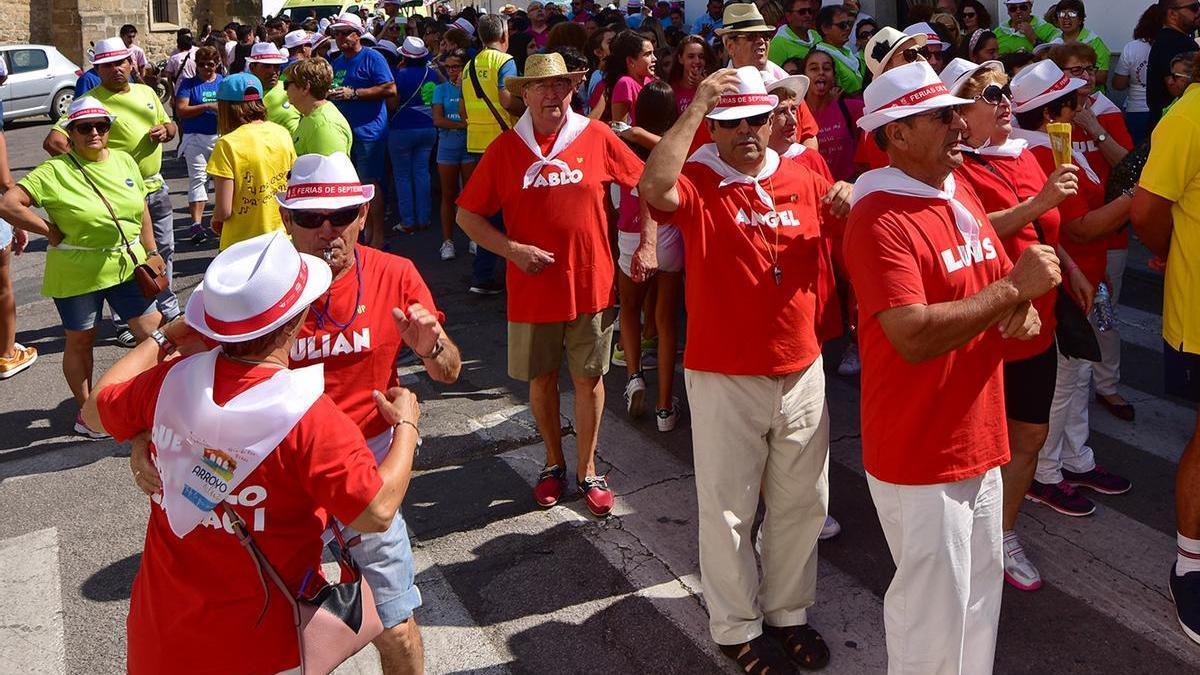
[[0, 114, 1196, 675]]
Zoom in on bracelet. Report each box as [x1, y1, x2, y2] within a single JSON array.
[[395, 419, 422, 448], [417, 338, 445, 360], [145, 249, 159, 257]]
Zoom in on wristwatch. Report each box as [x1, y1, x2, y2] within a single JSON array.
[[350, 88, 360, 101], [418, 338, 445, 360], [1096, 132, 1108, 143], [150, 329, 177, 356]]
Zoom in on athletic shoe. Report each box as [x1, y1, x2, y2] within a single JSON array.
[[533, 465, 566, 508], [115, 329, 137, 348], [1003, 533, 1043, 591], [641, 337, 658, 368], [439, 240, 456, 260], [0, 344, 37, 380], [188, 223, 209, 245], [578, 475, 614, 517], [837, 342, 861, 376], [624, 372, 647, 418], [656, 398, 681, 432], [468, 280, 503, 295], [819, 515, 841, 540], [1062, 465, 1132, 495], [74, 413, 109, 440], [392, 223, 415, 233], [611, 344, 629, 367], [1170, 563, 1200, 645], [1026, 480, 1096, 517], [468, 241, 477, 255]]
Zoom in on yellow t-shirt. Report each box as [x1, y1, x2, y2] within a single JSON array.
[[206, 121, 296, 250], [1140, 83, 1200, 354]]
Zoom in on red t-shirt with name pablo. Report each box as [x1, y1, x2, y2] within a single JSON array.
[[844, 184, 1012, 485], [457, 120, 644, 323]]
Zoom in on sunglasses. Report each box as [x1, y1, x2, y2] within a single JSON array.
[[857, 30, 876, 41], [832, 20, 854, 30], [72, 121, 111, 135], [788, 7, 813, 15], [1057, 10, 1081, 19], [1007, 3, 1032, 12], [733, 33, 770, 43], [197, 61, 219, 68], [962, 10, 977, 18], [919, 106, 960, 125], [974, 84, 1012, 106], [290, 207, 360, 229], [715, 112, 771, 129], [1176, 1, 1200, 11]]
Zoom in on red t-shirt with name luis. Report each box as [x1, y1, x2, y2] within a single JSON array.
[[291, 245, 442, 439], [457, 119, 644, 323], [96, 356, 382, 675], [648, 152, 828, 375], [955, 149, 1061, 362], [844, 182, 1012, 485]]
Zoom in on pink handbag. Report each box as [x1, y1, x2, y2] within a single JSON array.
[[221, 505, 384, 674]]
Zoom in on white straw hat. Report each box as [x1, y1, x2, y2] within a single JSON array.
[[399, 36, 429, 59], [66, 96, 116, 125], [248, 42, 288, 65], [1010, 60, 1086, 113], [284, 30, 310, 50], [764, 73, 811, 101], [858, 61, 973, 132], [276, 152, 377, 211], [707, 66, 779, 121], [939, 58, 1004, 96], [90, 37, 131, 66], [903, 22, 950, 51], [331, 12, 368, 35], [864, 27, 927, 77]]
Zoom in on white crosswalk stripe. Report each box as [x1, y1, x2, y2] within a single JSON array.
[[0, 527, 66, 675]]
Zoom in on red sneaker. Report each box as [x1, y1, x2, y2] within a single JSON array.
[[578, 475, 614, 517], [533, 465, 566, 507]]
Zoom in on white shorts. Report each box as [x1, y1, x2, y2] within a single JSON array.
[[617, 225, 684, 277]]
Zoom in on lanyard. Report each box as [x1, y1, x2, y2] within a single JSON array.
[[312, 248, 362, 331]]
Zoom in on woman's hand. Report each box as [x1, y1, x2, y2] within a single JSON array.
[[11, 227, 27, 255], [631, 240, 658, 282], [45, 221, 64, 247], [373, 387, 421, 427], [1065, 266, 1095, 314], [161, 316, 210, 357], [129, 431, 163, 496]]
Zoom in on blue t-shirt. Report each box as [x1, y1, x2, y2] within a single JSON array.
[[331, 48, 395, 142], [432, 81, 466, 143], [175, 74, 222, 135], [75, 69, 101, 97], [390, 64, 438, 131], [626, 13, 644, 29]]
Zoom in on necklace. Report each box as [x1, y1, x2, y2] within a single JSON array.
[[734, 176, 783, 286], [312, 247, 363, 331], [221, 353, 286, 369]]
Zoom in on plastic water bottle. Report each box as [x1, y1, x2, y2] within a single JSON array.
[[1094, 281, 1115, 332]]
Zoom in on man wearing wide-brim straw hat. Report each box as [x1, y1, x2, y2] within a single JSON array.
[[457, 52, 644, 518], [843, 61, 1061, 674], [640, 65, 836, 673]]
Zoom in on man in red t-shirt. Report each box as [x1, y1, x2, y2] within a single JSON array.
[[82, 232, 421, 674], [457, 53, 643, 518], [641, 66, 834, 673], [844, 62, 1061, 674]]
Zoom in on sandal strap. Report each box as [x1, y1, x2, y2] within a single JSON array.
[[719, 635, 790, 675], [765, 624, 830, 670]]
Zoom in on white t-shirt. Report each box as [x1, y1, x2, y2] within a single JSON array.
[[166, 46, 198, 81], [1114, 39, 1151, 113], [127, 44, 148, 71]]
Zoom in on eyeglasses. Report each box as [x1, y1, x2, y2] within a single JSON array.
[[832, 20, 854, 30], [1057, 10, 1081, 19], [290, 207, 361, 229], [974, 84, 1011, 106], [715, 112, 771, 129], [1175, 2, 1200, 11], [1064, 64, 1096, 77], [446, 63, 464, 70], [71, 121, 111, 135], [917, 106, 960, 125], [1007, 3, 1032, 12], [1170, 71, 1192, 79], [528, 78, 574, 94]]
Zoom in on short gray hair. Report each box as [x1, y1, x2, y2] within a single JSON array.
[[478, 15, 507, 43]]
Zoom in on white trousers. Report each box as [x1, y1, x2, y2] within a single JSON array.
[[1036, 350, 1098, 484], [867, 467, 1003, 675], [178, 132, 217, 204], [1092, 248, 1127, 396], [686, 358, 830, 645]]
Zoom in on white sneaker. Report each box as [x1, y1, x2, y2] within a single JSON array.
[[74, 413, 109, 440], [656, 398, 681, 432], [1002, 532, 1043, 591], [837, 343, 861, 376], [624, 372, 646, 418], [819, 515, 842, 540], [439, 240, 456, 260], [468, 241, 478, 255]]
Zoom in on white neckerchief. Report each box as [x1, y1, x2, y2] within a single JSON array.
[[815, 42, 860, 76], [1089, 92, 1121, 117], [775, 25, 816, 47], [152, 348, 325, 538], [514, 109, 591, 189], [1010, 127, 1101, 184], [687, 143, 781, 211], [780, 142, 808, 159], [972, 136, 1027, 159], [851, 166, 980, 247]]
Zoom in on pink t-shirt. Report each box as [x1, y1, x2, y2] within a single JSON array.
[[612, 75, 652, 124], [617, 185, 641, 233], [811, 96, 863, 182], [672, 82, 697, 115]]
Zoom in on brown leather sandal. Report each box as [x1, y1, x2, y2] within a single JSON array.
[[764, 623, 830, 670], [718, 635, 796, 675]]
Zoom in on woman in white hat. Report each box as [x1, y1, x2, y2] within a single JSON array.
[[80, 231, 421, 674], [0, 97, 163, 437], [388, 36, 443, 234]]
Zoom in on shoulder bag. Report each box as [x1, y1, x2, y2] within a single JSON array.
[[964, 153, 1101, 362], [467, 53, 511, 131], [220, 504, 384, 674], [66, 153, 169, 299]]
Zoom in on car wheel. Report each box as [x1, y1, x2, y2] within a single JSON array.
[[50, 89, 74, 120]]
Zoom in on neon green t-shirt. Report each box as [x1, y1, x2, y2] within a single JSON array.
[[293, 101, 353, 156], [814, 42, 865, 95], [996, 17, 1062, 55], [206, 121, 297, 250], [768, 27, 818, 68], [54, 83, 169, 192], [18, 150, 149, 298], [265, 81, 302, 134]]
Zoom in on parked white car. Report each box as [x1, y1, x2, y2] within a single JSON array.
[[0, 45, 82, 123]]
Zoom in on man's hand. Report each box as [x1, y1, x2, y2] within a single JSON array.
[[372, 386, 420, 427], [328, 87, 351, 101], [392, 304, 443, 358], [130, 431, 162, 496], [11, 227, 27, 255], [998, 300, 1041, 340], [161, 316, 210, 357], [1017, 20, 1036, 42], [1035, 165, 1079, 210], [46, 221, 64, 247], [822, 181, 854, 218], [509, 242, 555, 275], [692, 69, 742, 115], [631, 240, 658, 282], [1007, 244, 1061, 301], [148, 124, 170, 143]]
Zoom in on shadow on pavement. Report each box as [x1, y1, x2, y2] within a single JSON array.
[[81, 552, 141, 602]]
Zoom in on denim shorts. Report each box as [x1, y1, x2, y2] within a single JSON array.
[[436, 132, 473, 165], [0, 219, 11, 250], [335, 428, 423, 628], [350, 137, 389, 186], [52, 278, 157, 331]]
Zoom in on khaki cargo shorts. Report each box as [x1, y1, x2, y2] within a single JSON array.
[[507, 309, 616, 381]]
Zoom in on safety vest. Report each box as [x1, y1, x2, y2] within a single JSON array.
[[463, 48, 516, 154]]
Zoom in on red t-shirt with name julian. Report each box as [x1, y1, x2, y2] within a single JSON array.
[[457, 119, 644, 323], [844, 183, 1012, 485], [97, 357, 382, 674], [291, 245, 442, 439]]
